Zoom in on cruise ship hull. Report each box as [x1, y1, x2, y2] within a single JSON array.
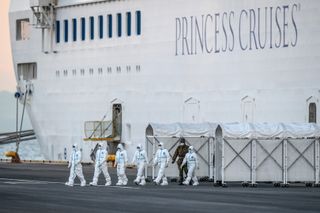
[[9, 0, 320, 161]]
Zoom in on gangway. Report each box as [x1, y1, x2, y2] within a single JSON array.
[[0, 130, 36, 145]]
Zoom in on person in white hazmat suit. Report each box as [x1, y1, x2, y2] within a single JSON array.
[[65, 144, 86, 187], [132, 144, 149, 186], [90, 143, 112, 186], [115, 143, 128, 185], [153, 142, 170, 186], [181, 146, 199, 186]]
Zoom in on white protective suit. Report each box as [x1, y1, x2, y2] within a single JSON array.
[[90, 143, 112, 186], [115, 144, 128, 185], [153, 142, 170, 186], [132, 144, 149, 186], [65, 144, 86, 187], [181, 146, 199, 186]]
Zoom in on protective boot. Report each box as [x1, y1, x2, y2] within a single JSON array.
[[89, 182, 98, 186], [183, 177, 191, 185], [160, 177, 168, 186], [80, 180, 86, 187], [122, 175, 128, 185], [105, 181, 111, 186], [133, 176, 140, 185], [139, 179, 146, 186], [192, 177, 199, 186], [65, 182, 73, 187]]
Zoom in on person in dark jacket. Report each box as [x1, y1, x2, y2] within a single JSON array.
[[172, 137, 189, 185]]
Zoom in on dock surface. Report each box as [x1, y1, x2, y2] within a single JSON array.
[[0, 163, 319, 213]]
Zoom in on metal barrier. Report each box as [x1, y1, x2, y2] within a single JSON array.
[[216, 137, 320, 186]]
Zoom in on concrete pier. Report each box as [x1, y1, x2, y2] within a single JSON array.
[[0, 163, 319, 213]]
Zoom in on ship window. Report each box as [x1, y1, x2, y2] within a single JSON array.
[[81, 17, 86, 41], [107, 67, 112, 73], [63, 70, 68, 76], [117, 13, 122, 37], [126, 12, 131, 36], [107, 14, 112, 38], [17, 63, 37, 80], [90, 16, 94, 40], [80, 69, 85, 76], [72, 69, 76, 76], [309, 103, 317, 123], [72, 18, 77, 42], [56, 20, 60, 43], [99, 15, 103, 39], [136, 11, 141, 35], [136, 65, 141, 72], [64, 20, 68, 42], [116, 66, 121, 73], [16, 18, 30, 41], [126, 65, 131, 72], [56, 70, 60, 77], [98, 68, 103, 74], [89, 68, 94, 75]]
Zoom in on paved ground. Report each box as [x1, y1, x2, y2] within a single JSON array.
[[0, 163, 319, 213]]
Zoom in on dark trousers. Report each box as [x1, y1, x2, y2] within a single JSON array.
[[177, 158, 188, 182]]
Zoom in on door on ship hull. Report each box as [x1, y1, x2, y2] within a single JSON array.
[[112, 104, 122, 139], [241, 96, 255, 123], [183, 97, 200, 123]]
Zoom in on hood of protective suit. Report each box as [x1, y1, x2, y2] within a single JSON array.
[[117, 143, 124, 151], [98, 142, 103, 149], [158, 142, 164, 149], [72, 143, 78, 151], [137, 144, 143, 150], [188, 146, 194, 153]]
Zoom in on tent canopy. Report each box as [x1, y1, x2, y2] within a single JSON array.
[[146, 122, 218, 137], [146, 122, 320, 139]]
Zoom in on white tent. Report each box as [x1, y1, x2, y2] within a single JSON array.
[[146, 122, 320, 185], [216, 122, 320, 186], [146, 123, 217, 179]]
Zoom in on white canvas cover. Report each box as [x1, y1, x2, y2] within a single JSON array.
[[220, 123, 320, 139], [147, 122, 218, 138]]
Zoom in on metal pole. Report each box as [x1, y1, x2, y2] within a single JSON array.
[[315, 139, 319, 184], [221, 138, 225, 184], [152, 137, 155, 179], [213, 137, 217, 184], [209, 137, 214, 179], [251, 139, 257, 184], [42, 28, 45, 53], [283, 139, 288, 185], [15, 96, 19, 153], [17, 86, 28, 153], [145, 136, 148, 179]]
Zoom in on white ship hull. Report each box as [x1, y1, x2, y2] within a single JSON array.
[[9, 0, 320, 161]]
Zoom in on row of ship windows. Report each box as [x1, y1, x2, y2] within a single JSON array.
[[55, 65, 141, 77], [56, 11, 141, 43]]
